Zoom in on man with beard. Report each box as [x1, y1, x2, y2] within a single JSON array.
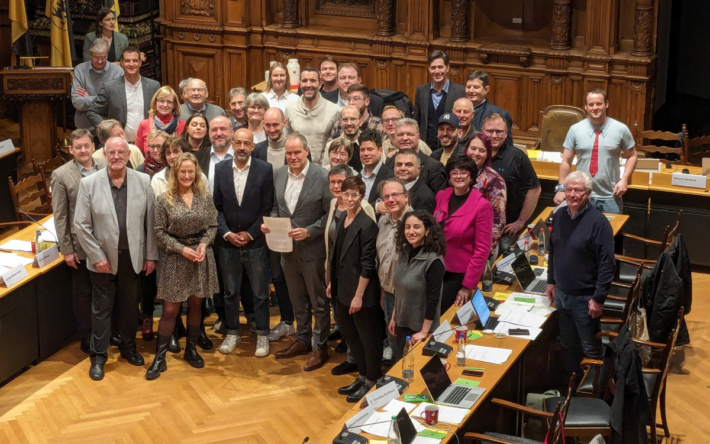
[[179, 78, 226, 122], [381, 106, 431, 156], [322, 63, 384, 117], [387, 118, 447, 193], [285, 67, 340, 166], [328, 85, 385, 146], [325, 105, 364, 171], [213, 128, 275, 357], [431, 113, 462, 165]]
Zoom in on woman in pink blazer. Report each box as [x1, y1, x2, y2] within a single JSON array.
[[434, 156, 493, 312]]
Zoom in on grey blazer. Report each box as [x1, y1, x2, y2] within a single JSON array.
[[87, 76, 161, 131], [74, 168, 159, 274], [271, 163, 332, 261], [50, 158, 107, 260]]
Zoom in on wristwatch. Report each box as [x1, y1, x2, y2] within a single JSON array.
[[554, 184, 566, 193]]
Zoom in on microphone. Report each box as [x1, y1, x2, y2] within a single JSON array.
[[301, 438, 309, 444], [16, 208, 57, 242]]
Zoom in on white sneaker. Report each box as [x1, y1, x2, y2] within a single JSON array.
[[382, 346, 393, 361], [255, 335, 269, 358], [267, 321, 296, 342], [219, 334, 240, 354]]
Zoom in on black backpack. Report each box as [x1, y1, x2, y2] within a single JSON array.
[[371, 89, 414, 118]]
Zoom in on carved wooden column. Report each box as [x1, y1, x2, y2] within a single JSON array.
[[375, 0, 396, 36], [550, 0, 572, 50], [282, 0, 299, 28], [632, 0, 653, 56], [450, 0, 470, 42]]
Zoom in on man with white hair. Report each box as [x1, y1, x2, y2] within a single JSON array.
[[546, 170, 615, 385], [180, 78, 226, 122]]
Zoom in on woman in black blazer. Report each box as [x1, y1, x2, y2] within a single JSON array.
[[326, 176, 383, 403]]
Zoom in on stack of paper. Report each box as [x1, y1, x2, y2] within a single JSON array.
[[0, 240, 33, 253], [498, 309, 547, 328], [0, 252, 34, 269], [465, 344, 513, 364]]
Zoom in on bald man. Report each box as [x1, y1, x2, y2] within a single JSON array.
[[452, 97, 476, 150], [180, 78, 226, 122]]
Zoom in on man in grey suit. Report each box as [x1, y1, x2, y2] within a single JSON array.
[[51, 129, 107, 354], [75, 137, 159, 381], [413, 50, 466, 149], [261, 132, 333, 372], [87, 46, 160, 144]]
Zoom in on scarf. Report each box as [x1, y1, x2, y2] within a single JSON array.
[[143, 151, 166, 178], [152, 113, 179, 135]]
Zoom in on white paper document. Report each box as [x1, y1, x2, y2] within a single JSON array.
[[465, 344, 513, 364], [494, 322, 542, 341], [382, 399, 417, 414], [0, 240, 33, 253], [0, 252, 34, 269], [262, 217, 293, 253], [411, 402, 469, 425], [499, 309, 547, 328], [361, 411, 425, 438], [40, 217, 58, 242]]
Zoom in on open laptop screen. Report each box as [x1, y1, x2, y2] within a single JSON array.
[[511, 253, 537, 288], [420, 355, 452, 402], [471, 289, 490, 329]]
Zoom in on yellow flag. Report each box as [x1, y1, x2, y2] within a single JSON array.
[[107, 0, 120, 33], [45, 0, 73, 66], [10, 0, 28, 44]]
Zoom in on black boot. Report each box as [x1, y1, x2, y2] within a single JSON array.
[[184, 326, 205, 368], [146, 335, 171, 380], [197, 321, 213, 350], [168, 332, 181, 353]]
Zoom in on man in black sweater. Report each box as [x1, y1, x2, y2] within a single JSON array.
[[546, 170, 615, 384]]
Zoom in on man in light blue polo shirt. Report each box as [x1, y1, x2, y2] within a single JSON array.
[[554, 88, 638, 213]]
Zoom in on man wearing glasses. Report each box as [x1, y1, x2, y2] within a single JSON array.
[[75, 137, 159, 380], [72, 38, 124, 132], [481, 113, 541, 240], [179, 78, 226, 122]]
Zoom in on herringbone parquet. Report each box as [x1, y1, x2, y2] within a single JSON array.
[[1, 273, 708, 443]]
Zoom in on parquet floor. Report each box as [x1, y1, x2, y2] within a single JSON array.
[[0, 273, 708, 444]]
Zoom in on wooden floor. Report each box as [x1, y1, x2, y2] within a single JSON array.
[[0, 274, 708, 444]]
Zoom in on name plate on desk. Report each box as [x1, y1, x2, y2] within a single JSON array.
[[456, 300, 475, 325], [33, 245, 59, 268], [0, 263, 28, 287], [0, 138, 14, 156], [364, 381, 400, 410], [671, 172, 708, 189]]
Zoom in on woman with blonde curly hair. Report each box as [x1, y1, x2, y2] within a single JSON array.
[[147, 152, 219, 380]]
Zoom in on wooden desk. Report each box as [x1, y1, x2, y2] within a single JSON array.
[[533, 206, 628, 237], [0, 147, 20, 223], [0, 217, 74, 383]]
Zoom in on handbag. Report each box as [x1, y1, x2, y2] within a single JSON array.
[[628, 299, 652, 365]]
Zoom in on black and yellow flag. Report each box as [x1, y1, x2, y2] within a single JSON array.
[[45, 0, 72, 66], [105, 0, 120, 32], [10, 0, 28, 45]]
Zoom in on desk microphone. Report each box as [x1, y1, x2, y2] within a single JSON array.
[[16, 208, 58, 242]]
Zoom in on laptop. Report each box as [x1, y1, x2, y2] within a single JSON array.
[[471, 288, 499, 330], [511, 253, 548, 295], [420, 355, 486, 409]]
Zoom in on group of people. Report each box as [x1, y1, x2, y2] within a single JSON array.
[[61, 39, 637, 397]]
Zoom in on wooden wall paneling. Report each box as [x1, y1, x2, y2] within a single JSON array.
[[489, 72, 522, 131], [584, 0, 619, 54], [225, 49, 248, 100], [175, 45, 224, 105], [548, 73, 567, 108], [224, 0, 248, 26], [176, 0, 222, 25], [406, 0, 439, 41], [525, 76, 544, 131]]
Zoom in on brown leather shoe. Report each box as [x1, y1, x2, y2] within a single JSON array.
[[303, 349, 329, 372], [274, 341, 312, 359]]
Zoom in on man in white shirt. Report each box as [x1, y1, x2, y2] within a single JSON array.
[[197, 116, 234, 194], [262, 133, 332, 372], [87, 47, 160, 143]]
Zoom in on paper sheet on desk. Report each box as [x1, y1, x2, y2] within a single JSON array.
[[40, 217, 58, 242], [0, 240, 33, 253], [382, 399, 417, 414], [411, 403, 469, 425], [494, 322, 542, 341], [498, 309, 547, 328], [361, 411, 425, 438], [465, 344, 513, 364], [507, 292, 556, 316], [0, 252, 34, 269], [262, 217, 293, 253]]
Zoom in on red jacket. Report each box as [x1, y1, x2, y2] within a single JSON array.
[[434, 187, 493, 289]]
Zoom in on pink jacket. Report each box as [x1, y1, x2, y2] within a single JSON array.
[[434, 187, 493, 289]]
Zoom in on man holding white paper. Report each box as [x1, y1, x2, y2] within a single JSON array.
[[51, 129, 106, 354], [261, 132, 333, 371]]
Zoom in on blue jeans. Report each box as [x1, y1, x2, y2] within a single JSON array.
[[555, 287, 603, 382], [219, 244, 270, 336], [591, 196, 623, 214]]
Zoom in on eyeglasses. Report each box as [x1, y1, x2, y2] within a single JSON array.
[[383, 118, 399, 124], [148, 144, 163, 150], [90, 55, 108, 62], [382, 192, 405, 200], [156, 99, 174, 105], [105, 150, 128, 157], [482, 129, 507, 136], [342, 192, 362, 200], [72, 144, 93, 151], [449, 170, 471, 178], [566, 187, 588, 195], [187, 88, 206, 93], [348, 96, 364, 103]]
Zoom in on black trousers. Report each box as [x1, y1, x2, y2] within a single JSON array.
[[89, 251, 140, 363], [441, 271, 465, 313], [139, 270, 156, 317], [336, 302, 385, 382], [71, 262, 93, 338]]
